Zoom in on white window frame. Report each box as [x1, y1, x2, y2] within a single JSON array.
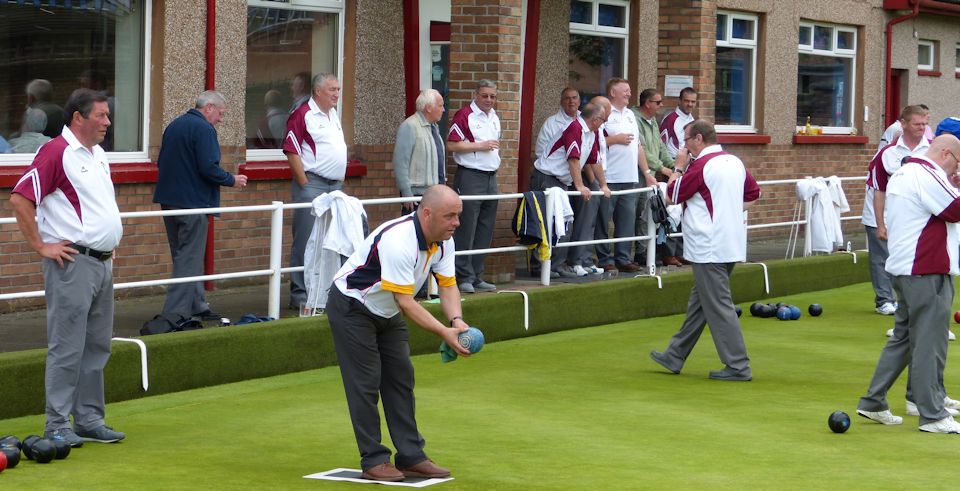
[[569, 0, 630, 79], [715, 11, 758, 133], [0, 2, 153, 166], [246, 0, 345, 162], [955, 43, 960, 75], [796, 21, 858, 135], [917, 39, 935, 71]]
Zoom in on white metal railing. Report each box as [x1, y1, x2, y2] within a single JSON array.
[[0, 175, 867, 319]]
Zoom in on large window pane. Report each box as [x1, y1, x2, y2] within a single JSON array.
[[797, 53, 852, 127], [568, 34, 624, 103], [246, 6, 339, 150], [0, 1, 145, 154], [716, 47, 753, 126]]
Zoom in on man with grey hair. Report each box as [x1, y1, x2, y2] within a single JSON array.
[[447, 80, 501, 293], [393, 89, 446, 214], [26, 79, 65, 138], [10, 107, 52, 153], [284, 73, 348, 309], [151, 90, 248, 331]]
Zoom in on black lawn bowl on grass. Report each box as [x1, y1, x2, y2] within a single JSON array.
[[829, 411, 851, 434]]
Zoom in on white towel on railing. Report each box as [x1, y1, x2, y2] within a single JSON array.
[[304, 191, 366, 309], [546, 186, 574, 240], [796, 177, 846, 254]]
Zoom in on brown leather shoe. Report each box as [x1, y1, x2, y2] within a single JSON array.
[[663, 256, 683, 267], [398, 459, 451, 478], [361, 463, 405, 482], [616, 262, 640, 272], [601, 263, 617, 272]]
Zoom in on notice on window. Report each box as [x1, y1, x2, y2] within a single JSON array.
[[664, 75, 694, 97]]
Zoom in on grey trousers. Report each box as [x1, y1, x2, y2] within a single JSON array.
[[327, 288, 428, 470], [530, 169, 572, 268], [43, 254, 114, 433], [290, 173, 343, 305], [858, 275, 951, 425], [865, 225, 895, 307], [658, 263, 751, 376], [452, 167, 498, 284], [568, 178, 601, 267], [596, 182, 638, 266], [160, 211, 209, 319]]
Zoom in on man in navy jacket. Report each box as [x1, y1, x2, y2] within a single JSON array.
[[153, 90, 247, 324]]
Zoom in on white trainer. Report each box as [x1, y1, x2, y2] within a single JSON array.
[[876, 302, 896, 315], [919, 416, 960, 434], [906, 400, 960, 417], [857, 409, 903, 425], [572, 265, 589, 277], [885, 328, 894, 337], [584, 265, 603, 275], [555, 264, 579, 278], [945, 396, 960, 411]]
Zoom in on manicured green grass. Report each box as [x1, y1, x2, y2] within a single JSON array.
[[1, 281, 958, 489]]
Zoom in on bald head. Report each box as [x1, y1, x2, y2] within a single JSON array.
[[589, 96, 611, 119], [419, 185, 462, 243], [927, 134, 960, 175]]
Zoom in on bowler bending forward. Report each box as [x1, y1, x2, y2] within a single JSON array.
[[326, 185, 472, 482]]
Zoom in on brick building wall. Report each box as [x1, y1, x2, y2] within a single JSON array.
[[447, 0, 523, 282]]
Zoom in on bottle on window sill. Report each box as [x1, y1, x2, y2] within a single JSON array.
[[804, 116, 812, 136]]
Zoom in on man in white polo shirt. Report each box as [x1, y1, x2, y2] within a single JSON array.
[[326, 185, 471, 481], [856, 135, 960, 434], [284, 73, 348, 309], [597, 78, 657, 273], [863, 105, 930, 318], [649, 119, 760, 381], [448, 80, 501, 294], [10, 88, 125, 447]]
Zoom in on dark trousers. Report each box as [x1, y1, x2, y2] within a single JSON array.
[[327, 288, 428, 470], [453, 167, 498, 285], [160, 210, 209, 319]]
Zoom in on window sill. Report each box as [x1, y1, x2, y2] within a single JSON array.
[[238, 159, 368, 181], [717, 134, 771, 145], [792, 135, 869, 145], [1, 162, 160, 188], [1, 160, 369, 188], [918, 69, 942, 77]]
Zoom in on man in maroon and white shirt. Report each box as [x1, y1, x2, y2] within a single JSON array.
[[284, 73, 348, 309], [863, 105, 930, 318], [10, 88, 125, 446], [532, 102, 606, 277], [856, 135, 960, 434], [447, 80, 501, 294], [650, 119, 760, 381], [659, 87, 697, 159]]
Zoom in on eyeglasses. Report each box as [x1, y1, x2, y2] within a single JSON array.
[[478, 93, 497, 100], [650, 99, 663, 105], [683, 135, 696, 142]]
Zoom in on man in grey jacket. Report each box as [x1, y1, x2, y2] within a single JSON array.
[[393, 89, 446, 214]]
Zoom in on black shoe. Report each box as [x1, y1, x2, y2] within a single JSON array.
[[649, 350, 680, 374], [194, 310, 223, 321], [708, 368, 752, 381]]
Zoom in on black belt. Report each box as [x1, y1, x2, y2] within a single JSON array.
[[308, 173, 341, 185], [70, 244, 113, 261], [459, 166, 496, 176]]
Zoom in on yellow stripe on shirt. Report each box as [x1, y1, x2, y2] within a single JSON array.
[[434, 273, 457, 288], [381, 279, 415, 295]]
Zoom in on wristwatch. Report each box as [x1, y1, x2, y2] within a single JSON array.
[[449, 316, 463, 326]]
